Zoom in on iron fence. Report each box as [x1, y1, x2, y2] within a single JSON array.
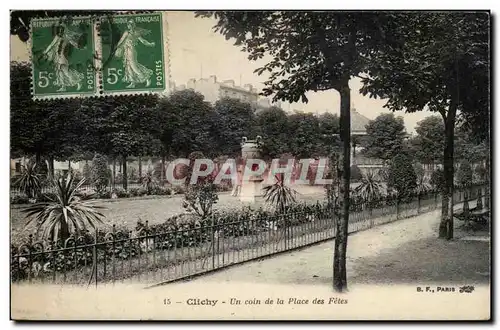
[[11, 184, 487, 287]]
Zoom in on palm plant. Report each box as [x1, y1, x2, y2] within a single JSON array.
[[142, 168, 158, 195], [355, 171, 384, 207], [262, 174, 297, 214], [15, 160, 42, 200], [22, 173, 105, 242]]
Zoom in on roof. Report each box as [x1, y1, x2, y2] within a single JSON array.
[[351, 107, 371, 135]]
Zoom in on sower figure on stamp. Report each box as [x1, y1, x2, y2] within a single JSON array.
[[115, 19, 155, 88], [42, 22, 84, 92]]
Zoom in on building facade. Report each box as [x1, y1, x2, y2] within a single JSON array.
[[173, 75, 280, 111]]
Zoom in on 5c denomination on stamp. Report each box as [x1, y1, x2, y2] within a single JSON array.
[[31, 17, 97, 99], [100, 12, 166, 95]]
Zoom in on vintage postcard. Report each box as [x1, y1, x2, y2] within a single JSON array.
[[9, 10, 491, 321]]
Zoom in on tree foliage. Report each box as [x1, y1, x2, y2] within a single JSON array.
[[456, 161, 473, 187], [409, 116, 444, 164], [362, 113, 407, 160], [359, 12, 489, 239], [196, 10, 405, 293], [387, 153, 417, 198], [287, 112, 321, 159], [22, 173, 105, 241], [213, 97, 256, 156], [255, 106, 290, 159], [91, 154, 110, 194]]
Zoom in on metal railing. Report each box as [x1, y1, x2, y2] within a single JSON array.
[[10, 185, 487, 287]]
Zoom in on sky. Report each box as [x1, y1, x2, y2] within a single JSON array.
[[10, 11, 431, 133]]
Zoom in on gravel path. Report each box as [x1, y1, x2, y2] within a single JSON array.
[[179, 202, 490, 287], [11, 203, 491, 320]]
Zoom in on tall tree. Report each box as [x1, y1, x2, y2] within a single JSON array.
[[255, 106, 290, 159], [213, 97, 256, 157], [360, 12, 489, 239], [318, 113, 341, 156], [362, 113, 407, 161], [164, 89, 215, 158], [198, 11, 396, 292], [81, 95, 162, 190], [409, 116, 444, 165], [10, 62, 88, 173], [287, 112, 321, 159]]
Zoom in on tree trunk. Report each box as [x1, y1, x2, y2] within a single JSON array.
[[438, 104, 457, 239], [112, 158, 116, 189], [46, 156, 55, 180], [138, 156, 142, 181], [161, 155, 166, 184], [122, 155, 128, 190], [333, 81, 351, 293], [484, 140, 490, 209]]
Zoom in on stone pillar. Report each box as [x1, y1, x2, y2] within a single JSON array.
[[239, 136, 264, 203]]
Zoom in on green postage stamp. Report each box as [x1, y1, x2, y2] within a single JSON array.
[[31, 17, 97, 99], [29, 12, 166, 99], [100, 13, 166, 95]]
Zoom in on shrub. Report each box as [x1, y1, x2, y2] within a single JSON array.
[[96, 190, 112, 199], [71, 169, 83, 182], [350, 165, 362, 182], [387, 153, 417, 199], [474, 164, 487, 183], [129, 187, 148, 197], [142, 169, 158, 195], [37, 192, 58, 203], [113, 188, 130, 198], [182, 180, 218, 218], [21, 174, 105, 242], [82, 162, 91, 180], [430, 168, 446, 192], [128, 167, 138, 182], [173, 185, 186, 195], [262, 174, 297, 214], [354, 171, 384, 202], [11, 194, 29, 204], [456, 161, 473, 188], [91, 154, 110, 194], [151, 186, 171, 196], [15, 160, 42, 199]]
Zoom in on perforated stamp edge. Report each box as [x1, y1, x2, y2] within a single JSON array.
[[97, 11, 169, 98], [29, 15, 100, 101], [27, 11, 169, 101]]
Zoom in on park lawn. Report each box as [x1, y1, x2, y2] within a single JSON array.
[[10, 190, 326, 243]]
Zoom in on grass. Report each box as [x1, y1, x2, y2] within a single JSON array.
[[10, 189, 326, 242]]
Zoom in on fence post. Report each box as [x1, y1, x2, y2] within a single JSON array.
[[94, 230, 98, 288], [211, 215, 215, 270], [396, 197, 400, 220], [417, 193, 421, 214], [434, 190, 438, 210], [368, 199, 374, 228]]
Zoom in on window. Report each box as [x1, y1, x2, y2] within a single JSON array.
[[15, 162, 21, 173]]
